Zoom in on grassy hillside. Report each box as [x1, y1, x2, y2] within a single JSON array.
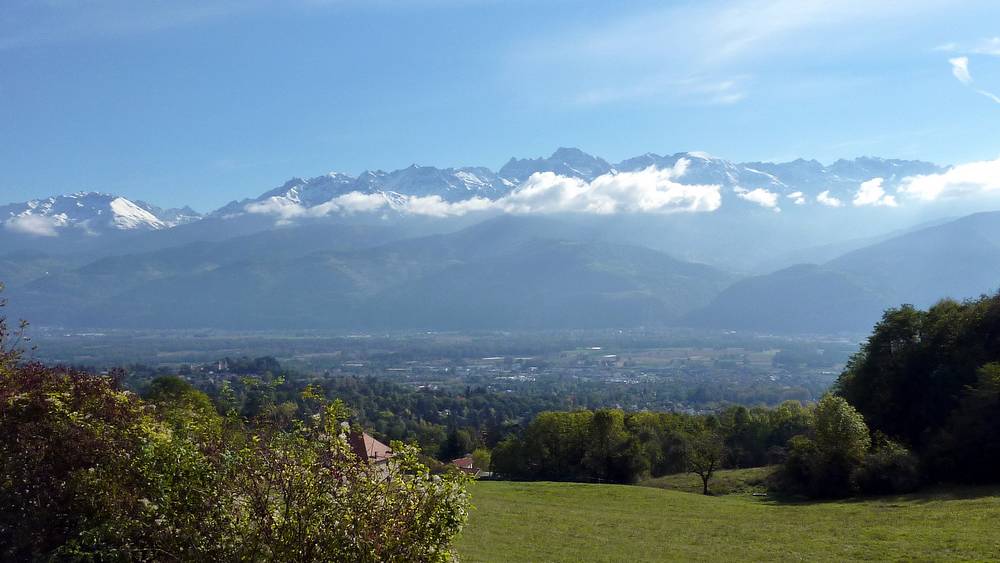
[[456, 480, 1000, 561], [640, 466, 772, 496]]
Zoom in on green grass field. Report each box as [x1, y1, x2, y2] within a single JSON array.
[[640, 466, 772, 496], [456, 478, 1000, 562]]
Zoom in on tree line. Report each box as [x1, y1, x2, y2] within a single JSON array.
[[491, 293, 1000, 497], [836, 293, 1000, 485]]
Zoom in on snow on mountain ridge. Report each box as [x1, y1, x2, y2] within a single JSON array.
[[1, 192, 201, 236], [2, 150, 947, 237]]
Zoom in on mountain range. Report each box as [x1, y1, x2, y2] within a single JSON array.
[[1, 147, 996, 334], [2, 148, 942, 237]]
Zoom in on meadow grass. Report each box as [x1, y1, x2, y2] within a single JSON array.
[[640, 466, 772, 496], [456, 479, 1000, 562]]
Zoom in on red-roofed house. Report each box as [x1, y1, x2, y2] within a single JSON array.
[[450, 455, 481, 477], [348, 431, 393, 465]]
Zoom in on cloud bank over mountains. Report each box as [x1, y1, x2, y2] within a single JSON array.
[[244, 160, 723, 221], [241, 154, 1000, 223], [899, 156, 1000, 201], [6, 148, 1000, 238]]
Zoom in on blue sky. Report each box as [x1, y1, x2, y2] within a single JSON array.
[[2, 0, 1000, 211]]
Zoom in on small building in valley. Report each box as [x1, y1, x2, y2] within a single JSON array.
[[349, 431, 393, 465], [450, 455, 487, 477]]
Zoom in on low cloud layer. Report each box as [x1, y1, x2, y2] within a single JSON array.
[[237, 155, 1000, 224], [247, 161, 724, 221], [899, 156, 1000, 201], [3, 214, 63, 236], [853, 178, 898, 207], [246, 191, 494, 223], [734, 186, 780, 211], [816, 190, 843, 208], [499, 163, 721, 215]]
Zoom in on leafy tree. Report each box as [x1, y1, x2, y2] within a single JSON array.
[[471, 448, 492, 472], [441, 427, 477, 461], [684, 426, 726, 495], [777, 395, 871, 497], [582, 409, 636, 482], [834, 293, 1000, 484], [930, 363, 1000, 482], [143, 375, 223, 437], [814, 394, 870, 463], [854, 433, 921, 495]]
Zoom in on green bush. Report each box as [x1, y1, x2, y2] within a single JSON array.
[[855, 437, 921, 495], [0, 364, 470, 561], [774, 395, 872, 498]]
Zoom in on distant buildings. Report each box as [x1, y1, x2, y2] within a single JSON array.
[[449, 454, 490, 478], [348, 431, 393, 465]]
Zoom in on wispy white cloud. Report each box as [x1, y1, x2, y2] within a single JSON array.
[[971, 37, 1000, 56], [3, 215, 61, 236], [950, 56, 973, 84], [947, 56, 1000, 104], [507, 0, 956, 107], [937, 37, 1000, 56], [787, 191, 807, 205], [574, 75, 747, 107], [853, 178, 897, 207]]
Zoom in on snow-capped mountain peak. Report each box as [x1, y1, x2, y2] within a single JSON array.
[[1, 192, 201, 237], [2, 149, 947, 238]]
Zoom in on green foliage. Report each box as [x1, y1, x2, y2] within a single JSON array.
[[0, 363, 470, 561], [854, 435, 921, 495], [682, 425, 725, 494], [813, 394, 870, 463], [492, 409, 648, 483], [836, 293, 1000, 483], [491, 405, 812, 485], [471, 448, 492, 472], [775, 395, 872, 498], [441, 427, 478, 461], [143, 375, 223, 439], [927, 362, 1000, 482], [1, 365, 230, 560]]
